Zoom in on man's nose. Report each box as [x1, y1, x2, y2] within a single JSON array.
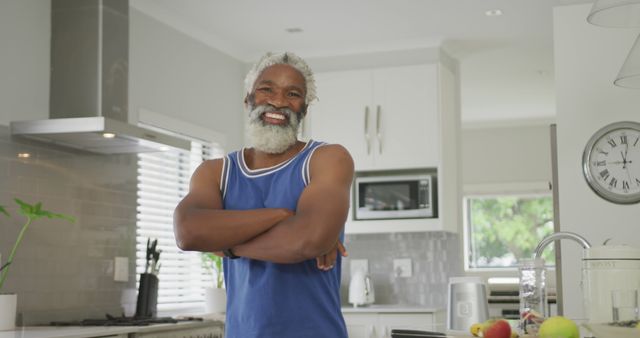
[[267, 91, 288, 108]]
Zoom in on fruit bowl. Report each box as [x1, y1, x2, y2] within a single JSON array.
[[583, 323, 640, 338]]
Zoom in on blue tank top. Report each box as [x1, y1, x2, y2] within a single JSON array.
[[220, 140, 347, 338]]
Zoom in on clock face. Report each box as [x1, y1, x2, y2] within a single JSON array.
[[583, 121, 640, 204]]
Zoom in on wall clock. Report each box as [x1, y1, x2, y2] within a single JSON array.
[[582, 121, 640, 204]]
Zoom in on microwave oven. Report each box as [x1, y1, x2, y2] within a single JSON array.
[[353, 172, 436, 220]]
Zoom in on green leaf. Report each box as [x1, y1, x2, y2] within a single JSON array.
[[1, 199, 76, 291], [13, 198, 76, 223], [0, 205, 8, 217], [201, 252, 224, 288]]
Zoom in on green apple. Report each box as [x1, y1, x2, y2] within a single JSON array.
[[538, 316, 579, 338]]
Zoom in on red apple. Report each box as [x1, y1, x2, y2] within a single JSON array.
[[482, 319, 512, 338]]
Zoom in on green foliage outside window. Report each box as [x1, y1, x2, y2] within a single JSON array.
[[467, 195, 555, 269]]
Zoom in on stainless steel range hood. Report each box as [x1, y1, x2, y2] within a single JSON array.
[[10, 0, 190, 154]]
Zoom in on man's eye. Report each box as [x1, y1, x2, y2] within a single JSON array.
[[288, 92, 302, 97], [257, 87, 272, 92]]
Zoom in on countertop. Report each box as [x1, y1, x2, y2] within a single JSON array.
[[341, 304, 443, 313], [0, 319, 223, 338]]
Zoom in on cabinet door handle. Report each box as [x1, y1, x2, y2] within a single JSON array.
[[364, 106, 371, 155], [376, 105, 382, 154]]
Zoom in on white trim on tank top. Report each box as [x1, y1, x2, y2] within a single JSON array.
[[237, 140, 315, 178]]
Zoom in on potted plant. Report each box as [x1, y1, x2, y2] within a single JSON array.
[[201, 252, 226, 314], [0, 199, 75, 331]]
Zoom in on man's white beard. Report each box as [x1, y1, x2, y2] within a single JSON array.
[[247, 104, 302, 154]]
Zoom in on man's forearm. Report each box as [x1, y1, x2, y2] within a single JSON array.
[[174, 207, 292, 252], [233, 214, 337, 264]]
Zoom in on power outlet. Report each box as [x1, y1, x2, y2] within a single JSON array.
[[393, 258, 412, 277], [114, 257, 129, 282], [350, 259, 369, 275]]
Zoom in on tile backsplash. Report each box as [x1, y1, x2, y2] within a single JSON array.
[[0, 125, 138, 325], [341, 231, 463, 309]]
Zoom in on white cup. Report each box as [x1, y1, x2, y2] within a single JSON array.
[[120, 288, 138, 317], [611, 289, 639, 322]]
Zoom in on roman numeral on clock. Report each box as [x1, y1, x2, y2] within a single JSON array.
[[607, 138, 617, 147], [620, 135, 628, 145], [600, 169, 610, 181], [623, 180, 630, 192], [635, 137, 639, 147], [596, 160, 606, 166], [609, 177, 617, 188]]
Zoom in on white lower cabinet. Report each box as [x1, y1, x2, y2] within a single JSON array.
[[344, 313, 379, 338], [132, 322, 224, 338], [343, 311, 442, 338]]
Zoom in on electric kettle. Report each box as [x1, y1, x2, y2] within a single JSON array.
[[348, 268, 375, 307], [535, 232, 640, 323]]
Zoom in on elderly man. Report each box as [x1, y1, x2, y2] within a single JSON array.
[[174, 52, 353, 338]]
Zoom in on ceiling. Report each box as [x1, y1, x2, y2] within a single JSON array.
[[130, 0, 595, 125]]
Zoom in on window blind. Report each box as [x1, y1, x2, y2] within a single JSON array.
[[136, 140, 224, 312]]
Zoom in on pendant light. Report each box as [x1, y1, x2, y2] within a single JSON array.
[[614, 33, 640, 88], [587, 0, 640, 27]]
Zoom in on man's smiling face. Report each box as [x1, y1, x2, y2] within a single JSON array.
[[246, 64, 308, 154]]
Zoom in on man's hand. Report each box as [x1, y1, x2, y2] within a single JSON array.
[[316, 241, 347, 271]]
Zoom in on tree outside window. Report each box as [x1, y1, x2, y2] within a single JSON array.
[[465, 195, 555, 269]]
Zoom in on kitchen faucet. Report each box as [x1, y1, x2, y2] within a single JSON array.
[[533, 231, 592, 259]]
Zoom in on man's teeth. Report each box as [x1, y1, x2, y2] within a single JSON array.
[[264, 112, 286, 120]]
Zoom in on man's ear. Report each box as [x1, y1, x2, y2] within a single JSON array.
[[245, 93, 256, 107]]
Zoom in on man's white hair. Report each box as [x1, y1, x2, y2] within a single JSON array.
[[244, 52, 317, 104]]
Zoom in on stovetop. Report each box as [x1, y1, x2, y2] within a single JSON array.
[[50, 314, 202, 327]]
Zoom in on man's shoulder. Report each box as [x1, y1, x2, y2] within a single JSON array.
[[197, 158, 225, 176], [309, 143, 354, 174], [312, 142, 351, 158]]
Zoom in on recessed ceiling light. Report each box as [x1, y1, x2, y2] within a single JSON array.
[[17, 152, 31, 158], [160, 146, 169, 151], [103, 132, 116, 138], [285, 27, 303, 34], [485, 9, 503, 17]]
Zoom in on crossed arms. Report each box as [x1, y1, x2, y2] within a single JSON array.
[[173, 144, 354, 265]]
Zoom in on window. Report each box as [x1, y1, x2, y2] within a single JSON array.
[[136, 139, 224, 313], [464, 194, 555, 270]]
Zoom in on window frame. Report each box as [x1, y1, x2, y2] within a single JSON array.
[[461, 181, 556, 284]]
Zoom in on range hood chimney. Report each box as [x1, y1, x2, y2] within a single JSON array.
[[10, 0, 190, 154]]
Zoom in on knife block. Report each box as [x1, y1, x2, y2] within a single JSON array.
[[135, 273, 158, 318]]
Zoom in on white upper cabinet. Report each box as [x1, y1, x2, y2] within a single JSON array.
[[307, 69, 374, 168], [305, 60, 461, 234], [308, 64, 439, 170]]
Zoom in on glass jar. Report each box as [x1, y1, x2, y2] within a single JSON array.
[[518, 258, 548, 335]]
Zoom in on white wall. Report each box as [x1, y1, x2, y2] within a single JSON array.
[[461, 43, 556, 124], [0, 0, 50, 125], [129, 9, 246, 150], [554, 4, 640, 320], [462, 124, 552, 188]]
